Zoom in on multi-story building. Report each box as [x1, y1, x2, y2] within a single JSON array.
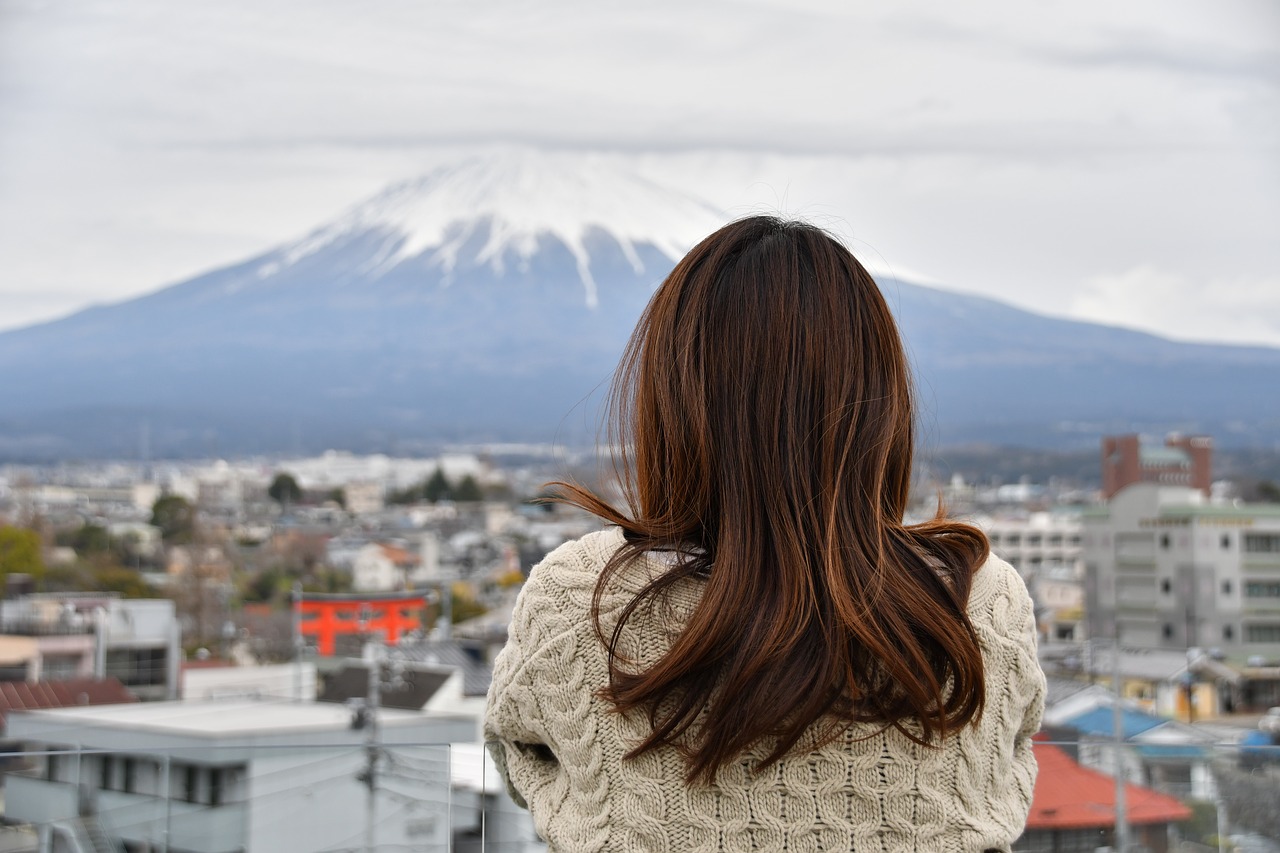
[[1083, 483, 1280, 662], [983, 512, 1083, 578], [1101, 433, 1213, 499], [0, 594, 182, 700], [5, 698, 477, 853], [980, 512, 1084, 641]]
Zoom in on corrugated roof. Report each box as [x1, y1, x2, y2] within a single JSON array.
[[1064, 706, 1167, 740], [0, 678, 137, 729], [1028, 739, 1192, 829]]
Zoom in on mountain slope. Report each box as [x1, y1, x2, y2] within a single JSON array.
[[3, 152, 1279, 458]]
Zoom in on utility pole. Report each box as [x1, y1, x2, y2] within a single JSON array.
[[1111, 638, 1130, 853], [292, 582, 304, 702], [362, 639, 382, 853]]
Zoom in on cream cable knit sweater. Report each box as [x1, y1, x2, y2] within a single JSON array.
[[484, 528, 1046, 852]]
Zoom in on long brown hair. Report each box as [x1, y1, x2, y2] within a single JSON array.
[[551, 215, 989, 784]]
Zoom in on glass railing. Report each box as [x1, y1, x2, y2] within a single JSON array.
[[1, 738, 1277, 852]]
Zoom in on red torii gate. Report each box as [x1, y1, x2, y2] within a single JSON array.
[[296, 591, 427, 656]]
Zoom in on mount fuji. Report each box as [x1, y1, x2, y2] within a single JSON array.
[[3, 151, 1279, 459]]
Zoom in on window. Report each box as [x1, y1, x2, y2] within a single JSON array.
[[1222, 580, 1233, 595], [123, 758, 137, 794], [1161, 579, 1172, 594], [1163, 623, 1175, 639], [1244, 534, 1280, 554], [1048, 534, 1063, 547], [1160, 534, 1171, 549], [1224, 625, 1235, 641], [1028, 534, 1043, 547], [1006, 534, 1022, 546], [210, 768, 226, 806], [104, 647, 168, 688], [1222, 534, 1232, 550], [100, 756, 113, 790], [1245, 581, 1280, 598], [183, 765, 198, 803], [41, 654, 82, 680], [1245, 624, 1280, 643]]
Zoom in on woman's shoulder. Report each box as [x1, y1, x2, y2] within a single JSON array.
[[966, 551, 1035, 637], [528, 526, 626, 590]]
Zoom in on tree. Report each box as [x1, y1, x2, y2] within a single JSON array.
[[92, 563, 156, 599], [58, 523, 112, 556], [1258, 480, 1280, 503], [423, 468, 452, 503], [454, 474, 484, 503], [150, 495, 195, 544], [0, 526, 45, 584], [268, 472, 303, 507]]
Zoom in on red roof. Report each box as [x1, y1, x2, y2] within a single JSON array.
[[0, 678, 137, 729], [1028, 739, 1192, 830]]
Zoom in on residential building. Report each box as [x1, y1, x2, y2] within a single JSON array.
[[1083, 483, 1280, 662], [980, 512, 1084, 641], [0, 594, 181, 700], [1015, 739, 1191, 853], [5, 698, 475, 853], [352, 542, 420, 592]]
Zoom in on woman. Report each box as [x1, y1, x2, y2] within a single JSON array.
[[485, 216, 1045, 852]]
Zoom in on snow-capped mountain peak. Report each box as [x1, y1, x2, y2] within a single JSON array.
[[260, 150, 727, 307]]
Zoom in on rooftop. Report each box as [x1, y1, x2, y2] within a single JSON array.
[[6, 697, 475, 752], [1028, 739, 1192, 830]]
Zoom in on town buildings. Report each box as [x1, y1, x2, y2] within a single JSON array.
[[0, 594, 181, 701], [1083, 483, 1280, 663], [980, 511, 1085, 642], [5, 698, 476, 853]]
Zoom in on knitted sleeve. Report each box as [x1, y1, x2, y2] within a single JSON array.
[[1003, 565, 1047, 824], [483, 544, 589, 811]]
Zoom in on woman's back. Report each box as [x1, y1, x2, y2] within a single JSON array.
[[486, 528, 1045, 853], [484, 216, 1047, 851]]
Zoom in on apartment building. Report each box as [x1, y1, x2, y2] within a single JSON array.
[[1083, 483, 1280, 662], [0, 594, 181, 700], [980, 512, 1084, 641]]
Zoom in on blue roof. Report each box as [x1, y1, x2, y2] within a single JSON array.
[[1136, 743, 1206, 761], [1064, 706, 1167, 740]]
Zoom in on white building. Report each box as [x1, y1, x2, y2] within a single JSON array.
[[1083, 484, 1280, 662], [982, 511, 1083, 578], [0, 595, 181, 700], [181, 662, 317, 703], [978, 512, 1084, 641], [6, 699, 476, 853], [352, 543, 420, 592]]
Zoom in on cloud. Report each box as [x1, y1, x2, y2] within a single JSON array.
[[1070, 265, 1280, 347]]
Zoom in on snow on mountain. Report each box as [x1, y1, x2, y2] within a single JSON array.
[[251, 149, 726, 308], [4, 149, 1280, 459]]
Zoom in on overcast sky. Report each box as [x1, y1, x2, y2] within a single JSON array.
[[1, 0, 1277, 344]]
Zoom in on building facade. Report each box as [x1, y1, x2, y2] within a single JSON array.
[[5, 699, 476, 853], [1101, 433, 1213, 500], [1084, 484, 1280, 662], [980, 512, 1084, 641], [0, 594, 181, 700]]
